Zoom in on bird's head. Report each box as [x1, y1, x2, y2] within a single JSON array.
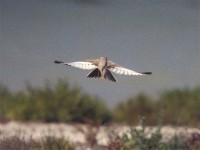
[[100, 56, 107, 61]]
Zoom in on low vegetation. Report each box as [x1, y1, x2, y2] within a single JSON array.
[[0, 135, 74, 150], [0, 79, 200, 149], [107, 118, 192, 150], [113, 86, 200, 126], [1, 79, 200, 126], [0, 79, 112, 124], [1, 121, 200, 149]]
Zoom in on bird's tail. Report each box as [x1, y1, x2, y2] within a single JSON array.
[[87, 68, 117, 82], [87, 68, 101, 78], [104, 69, 117, 82]]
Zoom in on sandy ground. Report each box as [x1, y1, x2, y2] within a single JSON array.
[[0, 122, 200, 147]]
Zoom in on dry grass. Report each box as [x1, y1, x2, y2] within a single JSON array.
[[0, 135, 36, 150], [1, 121, 200, 149]]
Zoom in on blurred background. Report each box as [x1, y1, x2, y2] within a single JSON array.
[[0, 0, 200, 126]]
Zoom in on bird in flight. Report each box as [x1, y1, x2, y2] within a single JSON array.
[[54, 56, 152, 82]]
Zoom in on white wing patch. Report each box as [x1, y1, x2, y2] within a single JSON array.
[[110, 67, 144, 76], [67, 61, 97, 70]]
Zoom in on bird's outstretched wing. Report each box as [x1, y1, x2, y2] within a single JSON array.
[[107, 60, 152, 76], [54, 60, 97, 70], [110, 66, 152, 75]]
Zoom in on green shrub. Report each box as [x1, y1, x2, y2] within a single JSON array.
[[41, 136, 74, 150], [157, 87, 200, 126], [113, 93, 156, 125], [0, 79, 112, 124], [113, 87, 200, 126], [1, 79, 200, 126], [107, 118, 189, 150]]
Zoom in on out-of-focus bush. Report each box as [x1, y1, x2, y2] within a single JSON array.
[[157, 87, 200, 126], [113, 86, 200, 126], [1, 79, 200, 126], [0, 79, 112, 123], [113, 93, 156, 125]]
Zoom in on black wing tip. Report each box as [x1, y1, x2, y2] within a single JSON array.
[[54, 60, 63, 64], [142, 72, 152, 75]]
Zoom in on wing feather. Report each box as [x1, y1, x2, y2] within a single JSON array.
[[110, 66, 145, 76], [55, 60, 96, 70], [67, 62, 97, 70]]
